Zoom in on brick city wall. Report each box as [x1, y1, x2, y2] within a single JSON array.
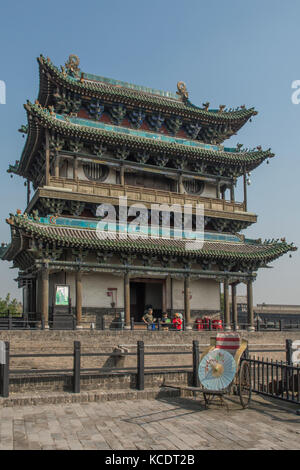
[[1, 329, 299, 394]]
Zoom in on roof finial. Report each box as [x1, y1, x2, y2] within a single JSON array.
[[176, 81, 189, 101], [65, 54, 80, 78]]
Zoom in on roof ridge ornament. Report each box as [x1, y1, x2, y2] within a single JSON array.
[[176, 81, 189, 101], [65, 54, 80, 78]]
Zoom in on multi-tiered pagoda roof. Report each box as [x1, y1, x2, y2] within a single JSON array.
[[0, 54, 296, 330]]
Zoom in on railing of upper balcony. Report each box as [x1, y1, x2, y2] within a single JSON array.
[[47, 176, 249, 215]]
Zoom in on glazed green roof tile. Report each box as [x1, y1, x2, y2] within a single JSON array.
[[3, 213, 296, 264], [15, 101, 273, 178], [37, 55, 257, 125]]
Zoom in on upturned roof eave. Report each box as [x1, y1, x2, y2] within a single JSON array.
[[14, 101, 273, 181], [37, 55, 258, 127], [4, 213, 297, 264]]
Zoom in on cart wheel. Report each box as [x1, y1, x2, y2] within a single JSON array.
[[239, 361, 251, 409]]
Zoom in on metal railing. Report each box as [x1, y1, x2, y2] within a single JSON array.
[[1, 339, 299, 405], [0, 340, 197, 398], [246, 357, 300, 405], [1, 314, 300, 332]]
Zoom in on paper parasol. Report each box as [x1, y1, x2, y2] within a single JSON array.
[[198, 349, 236, 391]]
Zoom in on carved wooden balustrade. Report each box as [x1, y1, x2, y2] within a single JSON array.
[[42, 176, 256, 223]]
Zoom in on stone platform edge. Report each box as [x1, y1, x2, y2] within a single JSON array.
[[0, 387, 183, 408]]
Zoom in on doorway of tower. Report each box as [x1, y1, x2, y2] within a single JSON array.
[[130, 278, 166, 322]]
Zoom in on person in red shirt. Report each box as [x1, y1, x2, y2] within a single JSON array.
[[172, 313, 183, 331]]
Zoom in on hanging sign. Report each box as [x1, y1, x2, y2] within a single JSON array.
[[55, 285, 70, 306]]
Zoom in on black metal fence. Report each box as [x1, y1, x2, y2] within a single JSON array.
[[241, 338, 300, 405], [0, 338, 299, 406], [0, 340, 197, 398], [246, 357, 300, 404], [1, 313, 300, 331]]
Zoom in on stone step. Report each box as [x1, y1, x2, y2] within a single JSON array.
[[0, 387, 183, 408]]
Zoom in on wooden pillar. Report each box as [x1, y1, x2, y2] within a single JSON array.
[[73, 157, 78, 180], [184, 275, 191, 329], [216, 179, 221, 199], [243, 172, 248, 211], [54, 155, 60, 177], [230, 183, 235, 203], [231, 283, 238, 329], [41, 267, 49, 328], [45, 130, 50, 186], [162, 279, 167, 313], [36, 272, 41, 317], [247, 279, 254, 331], [178, 174, 184, 194], [76, 271, 82, 327], [124, 271, 130, 328], [224, 278, 231, 330], [120, 164, 125, 186]]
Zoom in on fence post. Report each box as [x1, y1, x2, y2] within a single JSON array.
[[73, 341, 81, 393], [0, 341, 10, 397], [256, 318, 260, 331], [192, 340, 200, 388], [158, 319, 161, 331], [8, 313, 12, 330], [73, 316, 77, 330], [209, 319, 212, 331], [131, 317, 134, 331], [137, 341, 144, 391], [286, 339, 293, 365], [41, 315, 45, 330], [101, 316, 105, 330]]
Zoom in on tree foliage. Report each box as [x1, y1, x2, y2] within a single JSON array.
[[0, 293, 22, 315]]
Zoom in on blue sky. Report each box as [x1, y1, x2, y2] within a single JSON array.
[[0, 0, 299, 304]]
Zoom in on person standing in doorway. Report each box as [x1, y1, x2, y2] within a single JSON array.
[[161, 312, 171, 330], [172, 313, 183, 331], [142, 307, 155, 330]]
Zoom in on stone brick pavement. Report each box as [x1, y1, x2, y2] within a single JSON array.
[[0, 394, 299, 450]]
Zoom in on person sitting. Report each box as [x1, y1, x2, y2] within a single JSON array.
[[142, 307, 155, 330], [160, 312, 171, 330], [172, 313, 183, 331]]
